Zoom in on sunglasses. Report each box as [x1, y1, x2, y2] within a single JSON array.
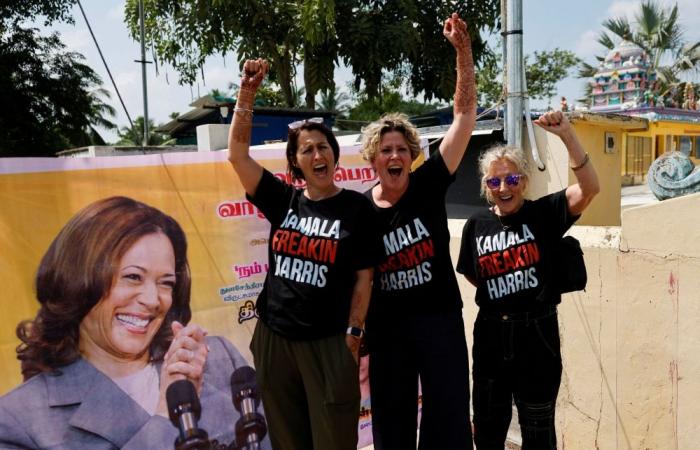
[[485, 174, 523, 190], [288, 117, 324, 130]]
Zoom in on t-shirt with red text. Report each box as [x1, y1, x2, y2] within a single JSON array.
[[456, 189, 578, 313], [365, 151, 462, 321], [248, 169, 383, 340]]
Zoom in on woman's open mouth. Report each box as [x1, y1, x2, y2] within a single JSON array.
[[387, 166, 403, 178], [313, 163, 328, 176]]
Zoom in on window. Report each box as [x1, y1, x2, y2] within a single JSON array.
[[625, 136, 652, 176]]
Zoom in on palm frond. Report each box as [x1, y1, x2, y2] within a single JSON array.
[[602, 17, 632, 41], [577, 61, 598, 79], [597, 31, 617, 51]]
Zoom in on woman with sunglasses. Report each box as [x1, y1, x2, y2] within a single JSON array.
[[456, 110, 600, 449], [359, 13, 476, 450], [227, 59, 382, 450]]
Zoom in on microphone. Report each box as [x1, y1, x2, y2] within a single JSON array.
[[166, 379, 211, 450], [230, 367, 267, 450]]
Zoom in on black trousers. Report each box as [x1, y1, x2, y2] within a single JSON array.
[[472, 307, 562, 450], [367, 312, 473, 450]]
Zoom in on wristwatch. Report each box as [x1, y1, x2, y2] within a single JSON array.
[[346, 326, 364, 338]]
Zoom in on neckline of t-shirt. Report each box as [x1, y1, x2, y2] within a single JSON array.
[[301, 187, 345, 203], [367, 181, 412, 211], [489, 199, 532, 224]]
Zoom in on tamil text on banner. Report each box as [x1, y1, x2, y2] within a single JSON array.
[[0, 141, 427, 447]]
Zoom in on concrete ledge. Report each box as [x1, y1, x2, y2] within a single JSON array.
[[621, 192, 700, 257], [567, 225, 621, 249]]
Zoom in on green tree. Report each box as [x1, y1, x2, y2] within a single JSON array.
[[227, 80, 287, 107], [317, 84, 352, 117], [125, 0, 499, 109], [125, 0, 318, 108], [116, 116, 170, 146], [476, 47, 581, 106], [475, 49, 503, 106], [0, 0, 76, 26], [80, 87, 117, 146], [0, 27, 113, 155], [344, 76, 443, 128], [0, 0, 118, 155], [579, 0, 700, 99], [335, 0, 496, 102]]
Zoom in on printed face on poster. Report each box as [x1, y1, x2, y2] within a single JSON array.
[[0, 141, 427, 447]]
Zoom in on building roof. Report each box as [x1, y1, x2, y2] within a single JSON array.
[[156, 94, 335, 135], [568, 111, 648, 130], [605, 39, 645, 62]]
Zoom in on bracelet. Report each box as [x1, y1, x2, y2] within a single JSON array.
[[233, 107, 253, 115], [570, 152, 589, 171]]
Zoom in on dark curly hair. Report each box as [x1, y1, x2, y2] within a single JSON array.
[[16, 196, 192, 380], [286, 121, 340, 182]]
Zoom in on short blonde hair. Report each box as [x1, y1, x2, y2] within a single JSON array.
[[360, 113, 422, 162], [478, 145, 530, 203]]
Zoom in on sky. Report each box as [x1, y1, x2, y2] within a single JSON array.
[[35, 0, 700, 143]]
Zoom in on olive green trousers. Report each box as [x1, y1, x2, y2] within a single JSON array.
[[250, 320, 360, 450]]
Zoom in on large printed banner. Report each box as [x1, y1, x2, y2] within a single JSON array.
[[0, 143, 426, 447], [0, 144, 381, 385]]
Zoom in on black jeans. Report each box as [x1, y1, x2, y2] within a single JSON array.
[[472, 307, 562, 450], [367, 312, 473, 450]]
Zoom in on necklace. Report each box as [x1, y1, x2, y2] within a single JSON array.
[[492, 206, 510, 230]]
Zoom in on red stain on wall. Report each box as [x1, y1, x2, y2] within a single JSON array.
[[668, 271, 677, 296]]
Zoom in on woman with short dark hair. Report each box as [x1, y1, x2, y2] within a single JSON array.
[[227, 60, 382, 450]]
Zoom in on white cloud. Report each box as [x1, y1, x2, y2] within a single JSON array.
[[607, 0, 700, 42], [115, 70, 139, 88], [607, 0, 640, 22], [59, 28, 91, 52], [198, 65, 238, 93], [674, 0, 700, 43], [107, 1, 126, 22], [575, 29, 605, 61]]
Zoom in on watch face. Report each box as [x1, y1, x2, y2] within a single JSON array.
[[348, 327, 363, 337]]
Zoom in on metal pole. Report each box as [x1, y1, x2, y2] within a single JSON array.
[[505, 0, 523, 148], [501, 0, 507, 132], [138, 0, 149, 147]]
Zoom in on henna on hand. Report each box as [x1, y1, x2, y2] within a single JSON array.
[[231, 59, 268, 144], [231, 112, 253, 144], [445, 14, 476, 115]]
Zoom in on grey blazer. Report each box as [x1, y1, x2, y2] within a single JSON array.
[[0, 336, 271, 450]]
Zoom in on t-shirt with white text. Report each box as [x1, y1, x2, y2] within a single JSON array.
[[456, 189, 578, 313], [248, 169, 383, 340], [365, 151, 462, 321]]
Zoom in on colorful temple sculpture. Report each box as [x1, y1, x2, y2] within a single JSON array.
[[584, 39, 700, 190], [590, 40, 656, 112]]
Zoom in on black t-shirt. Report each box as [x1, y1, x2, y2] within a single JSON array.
[[456, 189, 578, 313], [365, 151, 462, 322], [248, 169, 383, 340]]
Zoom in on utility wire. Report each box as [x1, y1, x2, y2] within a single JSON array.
[[76, 0, 140, 147]]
